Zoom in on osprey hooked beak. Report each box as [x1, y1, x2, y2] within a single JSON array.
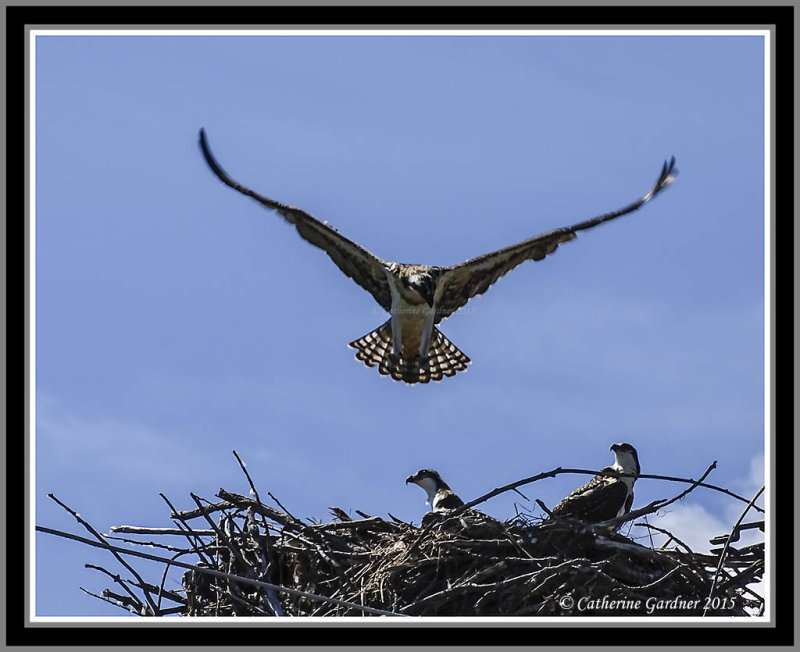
[[406, 469, 439, 485]]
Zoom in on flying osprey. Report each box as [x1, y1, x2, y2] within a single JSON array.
[[199, 129, 677, 384], [406, 469, 465, 513], [549, 443, 640, 525]]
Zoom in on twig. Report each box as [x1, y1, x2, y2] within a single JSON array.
[[211, 490, 302, 532], [267, 492, 303, 527], [188, 492, 248, 568], [703, 485, 765, 616], [169, 498, 245, 521], [244, 505, 286, 617], [79, 586, 139, 615], [709, 520, 764, 545], [36, 525, 405, 617], [386, 513, 412, 526], [313, 517, 402, 533], [594, 461, 719, 530], [265, 491, 346, 561], [109, 525, 216, 537], [82, 564, 145, 614], [231, 450, 270, 530], [648, 462, 718, 512], [85, 564, 186, 606], [452, 468, 563, 515], [158, 493, 214, 566], [47, 494, 160, 616], [220, 490, 346, 569], [635, 523, 697, 557], [512, 487, 529, 501], [104, 534, 197, 553], [450, 463, 760, 518], [716, 559, 764, 594]]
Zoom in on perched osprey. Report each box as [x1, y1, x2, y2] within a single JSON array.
[[199, 129, 677, 384], [549, 443, 640, 525], [406, 469, 465, 513]]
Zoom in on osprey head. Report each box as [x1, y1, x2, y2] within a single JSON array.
[[406, 468, 464, 513], [610, 442, 640, 476], [406, 469, 446, 505], [406, 468, 443, 486], [400, 272, 436, 307]]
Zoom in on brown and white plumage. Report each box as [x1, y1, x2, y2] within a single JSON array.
[[349, 319, 470, 384], [199, 129, 677, 384], [405, 469, 465, 513], [549, 443, 640, 526]]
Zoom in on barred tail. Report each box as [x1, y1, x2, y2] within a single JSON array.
[[425, 328, 471, 382], [348, 321, 471, 384]]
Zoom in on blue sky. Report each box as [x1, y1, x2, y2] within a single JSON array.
[[33, 32, 766, 617]]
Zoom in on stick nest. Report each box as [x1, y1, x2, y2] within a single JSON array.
[[91, 486, 763, 618], [40, 455, 765, 618]]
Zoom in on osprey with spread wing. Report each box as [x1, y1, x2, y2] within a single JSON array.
[[199, 129, 676, 384]]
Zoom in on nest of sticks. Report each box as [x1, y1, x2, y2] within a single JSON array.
[[39, 455, 765, 618]]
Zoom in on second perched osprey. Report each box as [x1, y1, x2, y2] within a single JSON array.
[[406, 469, 465, 513], [200, 129, 677, 384], [549, 443, 640, 525]]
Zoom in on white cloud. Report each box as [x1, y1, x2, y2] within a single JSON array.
[[34, 392, 315, 516], [36, 393, 197, 483], [638, 452, 765, 557], [641, 503, 730, 554], [737, 453, 765, 498]]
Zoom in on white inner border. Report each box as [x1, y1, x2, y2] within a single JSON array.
[[28, 28, 772, 626]]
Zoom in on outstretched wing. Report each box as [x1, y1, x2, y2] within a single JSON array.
[[199, 129, 393, 312], [433, 158, 677, 323]]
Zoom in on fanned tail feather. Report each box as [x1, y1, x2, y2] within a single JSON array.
[[348, 321, 471, 384]]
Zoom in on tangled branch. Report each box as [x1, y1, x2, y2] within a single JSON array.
[[37, 452, 765, 618]]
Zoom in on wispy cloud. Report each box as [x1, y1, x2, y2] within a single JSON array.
[[643, 453, 765, 555], [643, 504, 730, 554], [37, 393, 204, 484], [35, 390, 318, 514]]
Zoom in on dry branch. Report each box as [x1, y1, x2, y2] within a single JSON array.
[[38, 458, 765, 618]]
